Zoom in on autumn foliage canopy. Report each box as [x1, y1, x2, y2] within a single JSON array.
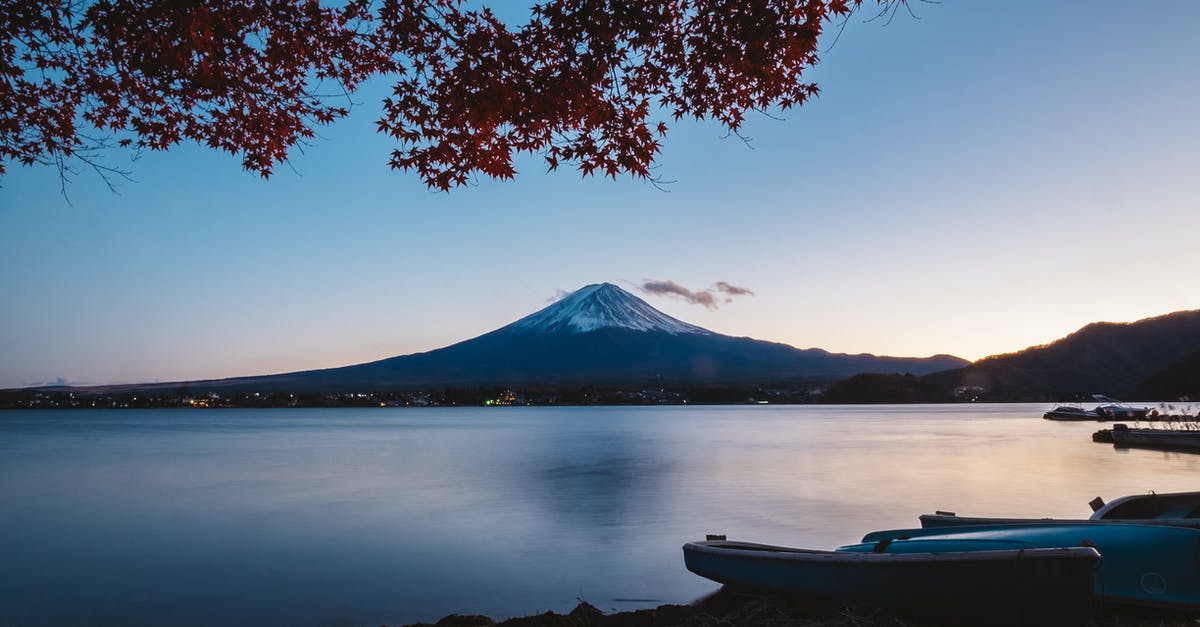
[[2, 0, 887, 189]]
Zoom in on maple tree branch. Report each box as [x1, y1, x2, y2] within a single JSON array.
[[48, 131, 133, 201], [4, 0, 904, 192]]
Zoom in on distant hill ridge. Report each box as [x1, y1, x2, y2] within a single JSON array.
[[926, 309, 1200, 400]]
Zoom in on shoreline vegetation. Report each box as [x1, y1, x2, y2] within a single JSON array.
[[400, 589, 1198, 627], [2, 385, 1195, 410], [1, 385, 823, 409]]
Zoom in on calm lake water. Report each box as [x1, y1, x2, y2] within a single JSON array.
[[2, 404, 1198, 626]]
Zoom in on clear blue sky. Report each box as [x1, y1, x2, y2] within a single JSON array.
[[2, 1, 1198, 388]]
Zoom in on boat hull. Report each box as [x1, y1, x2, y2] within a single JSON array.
[[683, 540, 1098, 623], [1044, 406, 1103, 421], [858, 523, 1200, 610]]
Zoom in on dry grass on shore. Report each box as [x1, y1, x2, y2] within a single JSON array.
[[401, 589, 1198, 627]]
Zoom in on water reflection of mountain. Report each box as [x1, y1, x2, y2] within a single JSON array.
[[523, 427, 676, 530]]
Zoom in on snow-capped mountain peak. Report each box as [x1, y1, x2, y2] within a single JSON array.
[[504, 283, 711, 335]]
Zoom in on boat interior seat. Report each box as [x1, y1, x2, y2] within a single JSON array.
[[1105, 500, 1169, 519], [1157, 504, 1200, 519], [1105, 497, 1200, 520]]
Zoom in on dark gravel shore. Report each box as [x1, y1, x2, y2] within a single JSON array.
[[401, 589, 1198, 627]]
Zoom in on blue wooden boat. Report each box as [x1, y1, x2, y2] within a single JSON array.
[[857, 523, 1200, 610], [683, 537, 1099, 622], [919, 490, 1200, 529]]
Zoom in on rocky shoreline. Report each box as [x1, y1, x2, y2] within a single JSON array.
[[401, 589, 1198, 627]]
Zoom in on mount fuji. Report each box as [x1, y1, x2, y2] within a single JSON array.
[[147, 283, 966, 393]]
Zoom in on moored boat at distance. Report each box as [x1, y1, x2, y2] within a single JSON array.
[[920, 490, 1200, 529], [1044, 405, 1101, 420], [683, 537, 1099, 624], [858, 523, 1200, 611], [1095, 404, 1153, 420], [1097, 423, 1200, 451], [1093, 394, 1153, 419], [1043, 395, 1152, 421]]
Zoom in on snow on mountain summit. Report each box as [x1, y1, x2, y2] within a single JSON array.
[[504, 283, 711, 335]]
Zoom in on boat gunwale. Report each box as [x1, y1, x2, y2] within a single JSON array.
[[920, 491, 1200, 528], [919, 514, 1200, 528]]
